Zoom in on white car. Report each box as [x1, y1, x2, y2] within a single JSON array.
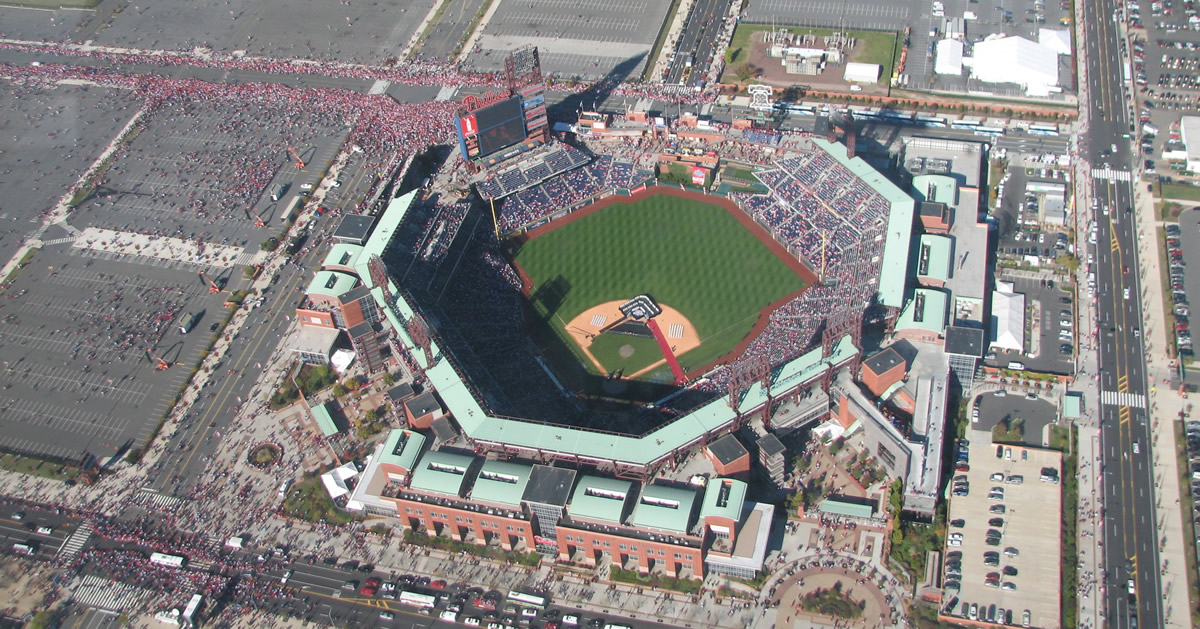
[[1133, 442, 1141, 454]]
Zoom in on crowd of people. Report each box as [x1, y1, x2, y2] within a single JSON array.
[[497, 154, 652, 233]]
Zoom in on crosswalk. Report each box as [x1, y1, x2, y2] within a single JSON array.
[[1101, 390, 1146, 408], [57, 522, 93, 560], [1092, 167, 1132, 182], [42, 237, 78, 246], [72, 575, 153, 613], [135, 487, 188, 511]]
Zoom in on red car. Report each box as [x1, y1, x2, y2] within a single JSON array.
[[365, 577, 382, 588], [431, 579, 447, 590], [359, 585, 378, 597], [474, 598, 496, 611]]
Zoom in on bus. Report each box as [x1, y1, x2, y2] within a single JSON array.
[[1028, 123, 1060, 137], [507, 591, 548, 610], [149, 552, 187, 568], [951, 119, 981, 129], [12, 543, 34, 556], [975, 126, 1005, 137], [398, 591, 438, 609], [915, 115, 948, 128]]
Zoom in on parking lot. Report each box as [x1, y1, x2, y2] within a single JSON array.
[[0, 84, 138, 261], [942, 438, 1063, 627], [1171, 215, 1196, 359], [1183, 418, 1200, 540], [0, 94, 348, 463], [82, 0, 435, 63], [469, 0, 674, 79]]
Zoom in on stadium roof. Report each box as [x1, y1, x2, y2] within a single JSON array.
[[896, 288, 948, 335], [523, 466, 577, 506], [472, 459, 532, 508], [377, 429, 426, 471], [410, 450, 474, 497], [354, 190, 419, 287], [569, 476, 633, 524], [811, 139, 915, 310], [334, 214, 377, 244], [864, 346, 906, 377], [945, 326, 985, 358], [322, 243, 363, 269], [307, 270, 360, 299], [631, 483, 698, 534], [917, 234, 952, 283], [911, 175, 957, 205], [707, 434, 748, 466], [699, 478, 747, 523], [311, 402, 340, 437]]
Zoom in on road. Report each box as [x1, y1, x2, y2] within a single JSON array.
[[1080, 0, 1165, 627], [141, 154, 380, 498], [663, 0, 730, 85]]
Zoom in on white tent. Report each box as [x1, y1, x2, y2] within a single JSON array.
[[1038, 28, 1072, 56], [843, 62, 880, 83], [990, 282, 1025, 353], [969, 36, 1059, 96], [935, 39, 964, 75], [320, 462, 360, 500]]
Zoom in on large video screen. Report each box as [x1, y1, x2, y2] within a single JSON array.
[[477, 117, 528, 156], [474, 96, 523, 131]]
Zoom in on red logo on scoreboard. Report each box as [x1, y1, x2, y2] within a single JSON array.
[[460, 114, 478, 136], [461, 89, 510, 114]]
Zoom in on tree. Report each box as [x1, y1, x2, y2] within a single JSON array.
[[1056, 253, 1080, 273], [29, 611, 53, 629], [383, 372, 396, 386], [734, 63, 756, 82], [332, 383, 346, 398]]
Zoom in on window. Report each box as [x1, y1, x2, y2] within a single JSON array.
[[630, 546, 637, 552], [405, 507, 412, 514], [619, 544, 627, 550], [466, 518, 473, 525], [674, 552, 682, 559], [593, 539, 600, 546], [455, 516, 463, 523], [603, 541, 610, 548]]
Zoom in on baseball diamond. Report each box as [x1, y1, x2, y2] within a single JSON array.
[[512, 187, 813, 385]]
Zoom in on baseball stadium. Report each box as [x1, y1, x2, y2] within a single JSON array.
[[327, 49, 915, 479]]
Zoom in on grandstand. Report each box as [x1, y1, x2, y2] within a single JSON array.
[[497, 155, 655, 234], [475, 143, 593, 200]]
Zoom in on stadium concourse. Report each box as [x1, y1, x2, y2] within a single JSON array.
[[317, 122, 916, 481]]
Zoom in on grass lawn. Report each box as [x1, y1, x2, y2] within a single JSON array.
[[722, 165, 759, 183], [515, 193, 804, 378], [282, 477, 359, 524], [1160, 182, 1200, 202], [724, 24, 897, 84], [0, 453, 78, 482], [587, 332, 665, 375]]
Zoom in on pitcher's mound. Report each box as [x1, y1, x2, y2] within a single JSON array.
[[619, 344, 635, 358]]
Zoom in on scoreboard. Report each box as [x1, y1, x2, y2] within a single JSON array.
[[458, 95, 527, 159]]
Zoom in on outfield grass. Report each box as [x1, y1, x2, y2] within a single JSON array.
[[515, 193, 805, 378]]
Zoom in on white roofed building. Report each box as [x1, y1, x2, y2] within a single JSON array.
[[935, 39, 964, 75], [967, 36, 1060, 96], [990, 281, 1026, 353], [1179, 116, 1200, 172]]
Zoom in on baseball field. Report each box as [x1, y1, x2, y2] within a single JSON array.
[[514, 188, 809, 384]]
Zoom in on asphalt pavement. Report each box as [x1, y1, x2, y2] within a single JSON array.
[[1079, 0, 1165, 627]]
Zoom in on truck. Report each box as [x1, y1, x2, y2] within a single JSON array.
[[270, 183, 288, 202], [179, 311, 201, 335]]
